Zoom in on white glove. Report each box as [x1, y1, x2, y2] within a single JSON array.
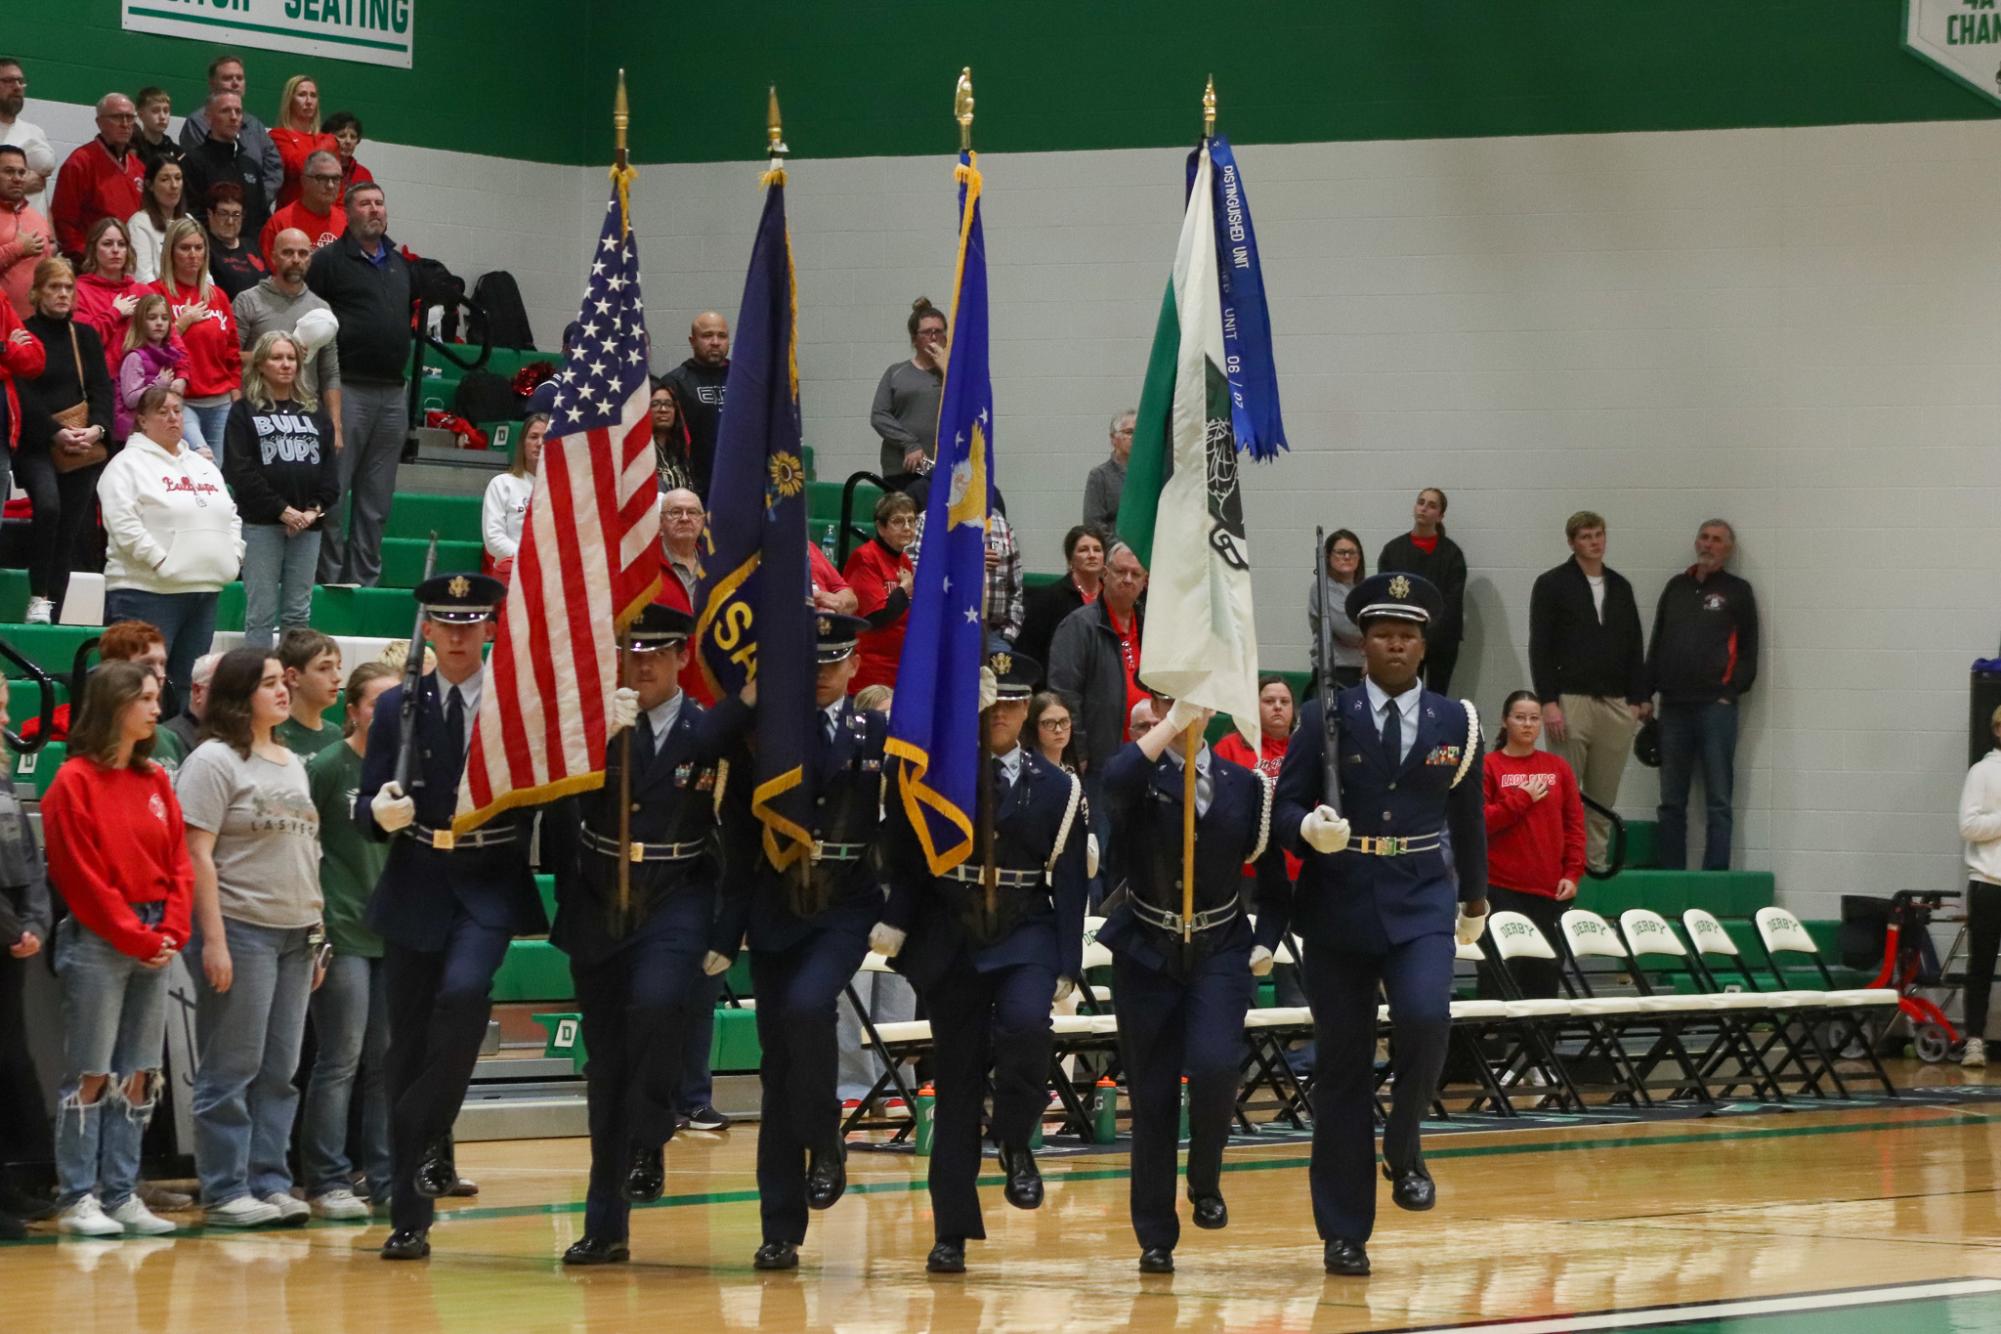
[[1052, 976, 1076, 1004], [1248, 945, 1275, 977], [370, 781, 415, 832], [1161, 698, 1205, 739], [978, 666, 998, 713], [702, 950, 733, 977], [1299, 805, 1351, 854], [869, 923, 906, 958], [1455, 908, 1488, 947], [1085, 831, 1101, 880], [608, 686, 640, 734]]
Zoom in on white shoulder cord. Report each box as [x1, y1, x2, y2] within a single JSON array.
[[1450, 702, 1480, 790], [1247, 771, 1274, 863], [1046, 770, 1083, 881]]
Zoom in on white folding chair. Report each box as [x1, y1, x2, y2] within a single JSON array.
[[1754, 907, 1900, 1096], [1618, 908, 1792, 1102], [1483, 912, 1590, 1108], [1558, 908, 1715, 1107], [840, 952, 931, 1141], [1680, 908, 1836, 1098]]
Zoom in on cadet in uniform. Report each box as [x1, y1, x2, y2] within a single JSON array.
[[1098, 702, 1291, 1273], [358, 573, 547, 1261], [1270, 572, 1488, 1277], [705, 613, 893, 1271], [543, 604, 735, 1266], [879, 650, 1089, 1275]]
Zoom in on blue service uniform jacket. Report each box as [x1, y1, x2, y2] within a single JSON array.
[[541, 697, 733, 969], [1271, 687, 1488, 948], [1096, 741, 1291, 974], [709, 696, 892, 958], [357, 675, 546, 953], [881, 749, 1090, 990]]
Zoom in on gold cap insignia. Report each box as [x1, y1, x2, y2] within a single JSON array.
[[1388, 574, 1411, 600], [990, 651, 1013, 677], [817, 615, 832, 635], [448, 575, 471, 598]]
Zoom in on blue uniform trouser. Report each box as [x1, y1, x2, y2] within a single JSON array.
[[382, 913, 512, 1233], [922, 958, 1056, 1243], [1302, 930, 1454, 1246], [571, 909, 710, 1241], [749, 925, 869, 1245], [1113, 947, 1255, 1252]]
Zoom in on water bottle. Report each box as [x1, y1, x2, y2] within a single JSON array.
[[820, 524, 838, 562], [1094, 1076, 1119, 1144], [914, 1083, 936, 1157]]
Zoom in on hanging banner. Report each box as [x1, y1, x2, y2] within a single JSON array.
[[122, 0, 416, 70], [1905, 0, 2001, 107]]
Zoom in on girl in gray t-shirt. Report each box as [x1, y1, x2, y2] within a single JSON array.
[[177, 647, 324, 1228]]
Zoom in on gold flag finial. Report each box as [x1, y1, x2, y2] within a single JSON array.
[[955, 67, 975, 152], [766, 84, 789, 161], [613, 67, 630, 167], [1203, 74, 1216, 139]]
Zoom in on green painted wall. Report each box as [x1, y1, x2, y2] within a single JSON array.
[[10, 1, 1999, 166], [6, 0, 588, 164]]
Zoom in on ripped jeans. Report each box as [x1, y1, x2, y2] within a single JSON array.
[[53, 909, 172, 1209]]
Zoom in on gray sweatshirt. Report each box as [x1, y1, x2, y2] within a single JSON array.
[[1307, 576, 1364, 676], [233, 278, 342, 402], [871, 359, 942, 477]]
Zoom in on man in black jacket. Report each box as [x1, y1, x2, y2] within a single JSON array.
[[180, 93, 270, 240], [1645, 520, 1758, 870], [657, 312, 729, 499], [1528, 511, 1651, 866], [307, 182, 411, 587]]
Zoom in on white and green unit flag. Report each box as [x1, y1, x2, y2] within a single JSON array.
[[1118, 141, 1261, 747]]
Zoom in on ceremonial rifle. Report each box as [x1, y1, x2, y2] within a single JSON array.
[[1314, 528, 1343, 818], [392, 532, 440, 794]]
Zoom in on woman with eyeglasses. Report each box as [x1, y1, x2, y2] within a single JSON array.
[[1306, 528, 1366, 691], [843, 489, 918, 695], [870, 297, 946, 505], [1026, 692, 1078, 770], [202, 183, 267, 300]]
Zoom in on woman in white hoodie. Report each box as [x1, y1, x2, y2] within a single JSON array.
[[98, 384, 244, 711], [1960, 703, 2001, 1069]]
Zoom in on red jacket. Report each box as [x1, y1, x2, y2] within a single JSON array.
[[1483, 749, 1587, 897], [260, 198, 346, 261], [843, 536, 912, 694], [42, 756, 194, 959], [270, 128, 338, 208], [72, 270, 143, 384], [52, 138, 146, 259], [0, 300, 48, 451], [1215, 729, 1302, 878], [655, 569, 716, 705], [153, 279, 242, 398]]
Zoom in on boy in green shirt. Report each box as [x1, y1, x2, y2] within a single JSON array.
[[276, 628, 344, 757]]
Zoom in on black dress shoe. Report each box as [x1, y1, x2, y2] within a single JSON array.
[[1138, 1246, 1175, 1274], [413, 1140, 457, 1200], [1189, 1191, 1228, 1230], [380, 1227, 432, 1261], [447, 1177, 480, 1198], [996, 1141, 1043, 1210], [1384, 1161, 1435, 1212], [1323, 1238, 1370, 1276], [622, 1146, 665, 1204], [753, 1240, 799, 1270], [926, 1239, 966, 1273], [804, 1148, 846, 1210], [562, 1234, 631, 1266]]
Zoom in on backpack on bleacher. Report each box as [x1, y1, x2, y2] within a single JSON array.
[[470, 271, 536, 350], [453, 371, 518, 424]]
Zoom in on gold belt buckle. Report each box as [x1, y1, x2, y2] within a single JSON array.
[[431, 828, 456, 851], [629, 842, 645, 864]]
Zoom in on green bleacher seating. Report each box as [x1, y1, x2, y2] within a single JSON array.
[[385, 493, 483, 544], [13, 740, 65, 798], [380, 539, 485, 588]]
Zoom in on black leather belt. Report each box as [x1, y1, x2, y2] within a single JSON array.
[[943, 864, 1043, 889], [1131, 892, 1239, 934], [402, 822, 517, 852], [581, 826, 705, 863]]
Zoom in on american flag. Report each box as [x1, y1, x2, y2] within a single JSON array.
[[454, 177, 661, 830]]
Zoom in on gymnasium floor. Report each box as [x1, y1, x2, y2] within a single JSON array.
[[9, 1061, 2001, 1332]]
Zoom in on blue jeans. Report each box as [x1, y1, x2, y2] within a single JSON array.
[[104, 587, 220, 715], [52, 910, 171, 1209], [241, 524, 322, 650], [1656, 699, 1739, 871], [180, 399, 234, 470], [303, 952, 393, 1198], [186, 918, 315, 1206]]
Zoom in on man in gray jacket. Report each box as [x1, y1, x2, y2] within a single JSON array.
[[234, 228, 343, 445], [1082, 410, 1134, 535], [1048, 541, 1147, 775]]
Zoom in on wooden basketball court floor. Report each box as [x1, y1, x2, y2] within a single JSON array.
[[11, 1060, 2001, 1332]]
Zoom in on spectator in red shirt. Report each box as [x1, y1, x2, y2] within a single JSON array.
[[1215, 676, 1303, 885], [269, 76, 337, 209], [323, 112, 375, 196], [260, 150, 345, 261], [0, 144, 55, 319], [51, 94, 146, 262], [1482, 690, 1586, 998], [70, 217, 144, 384], [842, 490, 917, 694], [809, 540, 856, 615], [152, 218, 243, 465]]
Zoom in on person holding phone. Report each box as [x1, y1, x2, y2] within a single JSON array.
[[40, 661, 193, 1237]]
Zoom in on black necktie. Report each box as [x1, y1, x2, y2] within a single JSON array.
[[446, 687, 467, 763], [1381, 697, 1402, 769], [992, 755, 1011, 794], [637, 709, 657, 761]]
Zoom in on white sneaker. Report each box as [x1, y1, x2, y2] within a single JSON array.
[[57, 1196, 125, 1237], [107, 1196, 176, 1235], [23, 597, 53, 625], [261, 1191, 310, 1226], [206, 1195, 281, 1228], [309, 1188, 369, 1221], [1964, 1037, 1987, 1069]]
